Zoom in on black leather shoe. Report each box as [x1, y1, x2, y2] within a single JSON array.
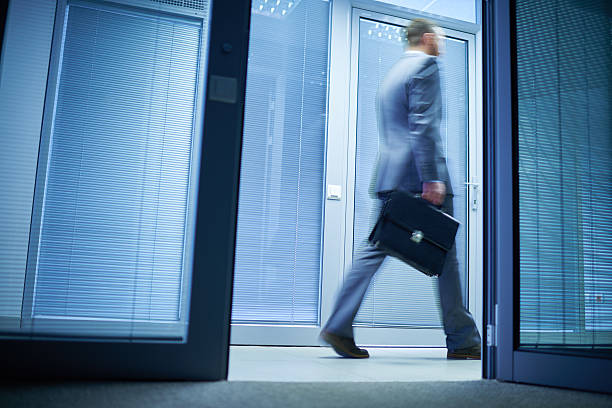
[[320, 331, 369, 358], [447, 345, 481, 360]]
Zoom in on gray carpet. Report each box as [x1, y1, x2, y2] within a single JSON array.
[[1, 380, 611, 408]]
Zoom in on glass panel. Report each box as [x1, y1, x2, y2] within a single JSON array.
[[370, 0, 477, 24], [353, 19, 469, 327], [231, 0, 330, 325], [0, 0, 57, 332], [517, 0, 612, 352], [1, 0, 210, 341]]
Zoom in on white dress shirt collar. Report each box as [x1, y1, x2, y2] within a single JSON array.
[[403, 50, 427, 56]]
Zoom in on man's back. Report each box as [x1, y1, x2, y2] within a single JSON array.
[[374, 50, 452, 196]]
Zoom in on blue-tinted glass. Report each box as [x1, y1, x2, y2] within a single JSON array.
[[21, 1, 206, 339], [371, 0, 477, 24], [517, 0, 612, 349]]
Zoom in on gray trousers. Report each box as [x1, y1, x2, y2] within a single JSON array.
[[323, 196, 481, 351]]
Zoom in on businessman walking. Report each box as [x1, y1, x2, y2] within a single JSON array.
[[320, 18, 481, 360]]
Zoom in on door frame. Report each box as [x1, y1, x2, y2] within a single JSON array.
[[0, 0, 251, 380], [231, 0, 483, 347], [485, 0, 612, 392]]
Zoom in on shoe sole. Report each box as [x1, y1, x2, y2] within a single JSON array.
[[320, 332, 369, 359]]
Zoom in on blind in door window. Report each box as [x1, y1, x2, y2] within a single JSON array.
[[517, 0, 612, 349], [353, 19, 469, 328], [24, 1, 205, 339], [231, 0, 330, 325]]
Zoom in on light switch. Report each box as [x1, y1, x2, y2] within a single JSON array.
[[327, 184, 342, 200]]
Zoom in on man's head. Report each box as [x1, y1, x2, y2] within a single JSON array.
[[405, 18, 445, 56]]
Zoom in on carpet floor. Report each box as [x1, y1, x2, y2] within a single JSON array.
[[1, 380, 611, 408]]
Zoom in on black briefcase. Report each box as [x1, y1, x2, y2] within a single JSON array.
[[368, 191, 459, 277]]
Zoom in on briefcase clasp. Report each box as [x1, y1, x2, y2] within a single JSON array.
[[410, 230, 424, 244]]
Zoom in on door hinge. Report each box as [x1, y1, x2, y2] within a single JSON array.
[[487, 304, 499, 347], [486, 324, 496, 347]]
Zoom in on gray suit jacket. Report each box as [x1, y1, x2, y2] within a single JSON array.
[[373, 50, 452, 197]]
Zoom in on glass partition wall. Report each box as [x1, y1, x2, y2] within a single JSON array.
[[0, 0, 253, 380], [231, 0, 330, 327]]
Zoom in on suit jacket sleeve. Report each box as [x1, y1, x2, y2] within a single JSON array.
[[406, 58, 443, 183]]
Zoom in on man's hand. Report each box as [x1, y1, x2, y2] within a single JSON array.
[[422, 181, 446, 206]]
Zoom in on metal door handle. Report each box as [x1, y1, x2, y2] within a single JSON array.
[[465, 179, 480, 211]]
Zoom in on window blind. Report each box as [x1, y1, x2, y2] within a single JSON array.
[[231, 0, 330, 325], [353, 19, 469, 327], [517, 0, 612, 349], [24, 1, 205, 338]]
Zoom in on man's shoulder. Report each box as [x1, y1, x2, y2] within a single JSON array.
[[413, 56, 439, 79], [385, 54, 434, 82]]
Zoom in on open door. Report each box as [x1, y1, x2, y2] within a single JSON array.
[[0, 0, 250, 380], [485, 0, 612, 393]]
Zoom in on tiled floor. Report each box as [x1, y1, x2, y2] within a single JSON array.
[[228, 346, 481, 382]]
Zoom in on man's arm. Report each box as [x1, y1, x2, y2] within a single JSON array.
[[406, 58, 446, 205]]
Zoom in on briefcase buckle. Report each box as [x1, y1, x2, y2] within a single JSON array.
[[410, 230, 424, 243]]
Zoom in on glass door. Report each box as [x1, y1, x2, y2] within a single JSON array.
[[488, 0, 612, 392], [344, 10, 478, 346], [0, 0, 250, 380]]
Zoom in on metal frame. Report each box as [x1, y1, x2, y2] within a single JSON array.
[[470, 16, 484, 341], [232, 0, 484, 347], [0, 0, 7, 62], [0, 0, 252, 380], [488, 0, 612, 393], [483, 0, 514, 381], [482, 0, 496, 380]]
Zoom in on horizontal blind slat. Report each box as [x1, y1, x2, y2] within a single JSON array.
[[31, 3, 202, 330], [517, 0, 612, 347], [231, 0, 330, 325]]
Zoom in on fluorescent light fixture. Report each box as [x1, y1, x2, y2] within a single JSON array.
[[252, 0, 301, 19]]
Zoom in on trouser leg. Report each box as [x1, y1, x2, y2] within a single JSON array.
[[437, 198, 481, 350], [323, 243, 387, 339], [324, 195, 481, 349]]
